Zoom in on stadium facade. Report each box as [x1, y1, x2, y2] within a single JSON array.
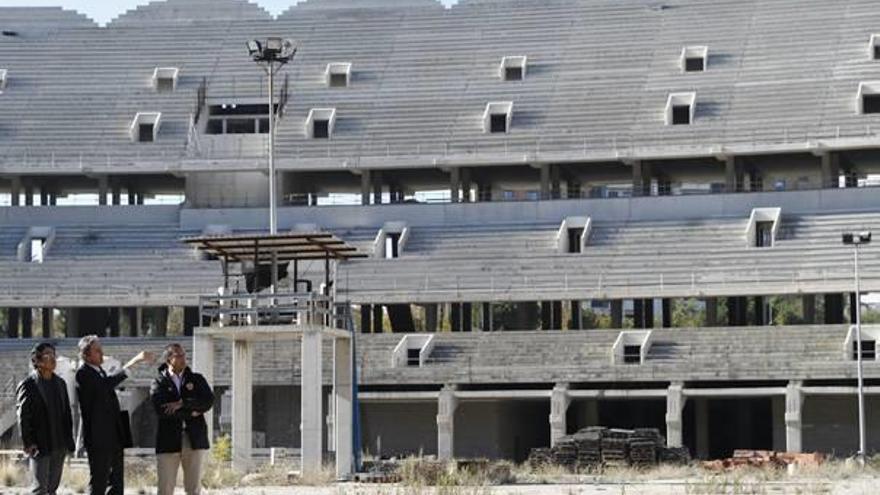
[[2, 0, 880, 462]]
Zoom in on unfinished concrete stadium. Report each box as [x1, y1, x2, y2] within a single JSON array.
[[2, 0, 880, 473]]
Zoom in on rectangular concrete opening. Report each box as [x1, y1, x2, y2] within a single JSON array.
[[361, 401, 437, 458], [455, 400, 549, 462], [683, 397, 773, 459]]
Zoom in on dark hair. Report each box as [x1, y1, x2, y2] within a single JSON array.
[[30, 342, 56, 369], [162, 343, 184, 364]]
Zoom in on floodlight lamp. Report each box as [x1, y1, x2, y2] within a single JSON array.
[[281, 39, 297, 59], [247, 40, 262, 58], [265, 37, 283, 57], [843, 231, 873, 245]]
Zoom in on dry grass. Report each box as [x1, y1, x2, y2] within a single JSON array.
[[0, 458, 26, 487]]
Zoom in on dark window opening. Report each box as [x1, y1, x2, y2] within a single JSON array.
[[385, 233, 401, 259], [138, 123, 154, 142], [490, 113, 507, 133], [2, 30, 18, 37], [852, 340, 876, 360], [406, 348, 420, 366], [755, 221, 773, 248], [863, 94, 880, 114], [623, 345, 642, 364], [505, 67, 523, 81], [208, 103, 274, 116], [156, 78, 174, 93], [226, 118, 256, 134], [874, 46, 880, 60], [567, 227, 584, 253], [329, 73, 348, 87], [313, 119, 330, 139], [258, 118, 270, 133], [672, 105, 691, 125], [206, 120, 223, 134], [685, 57, 704, 72]]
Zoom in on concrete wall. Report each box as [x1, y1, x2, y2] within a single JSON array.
[[803, 395, 880, 455], [180, 187, 880, 231], [455, 399, 549, 461], [185, 172, 269, 209], [360, 401, 437, 458]]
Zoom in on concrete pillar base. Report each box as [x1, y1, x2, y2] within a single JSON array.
[[301, 329, 323, 475], [437, 385, 458, 460], [231, 339, 253, 471], [549, 383, 570, 447], [334, 337, 353, 478], [666, 382, 684, 447], [785, 381, 803, 453]]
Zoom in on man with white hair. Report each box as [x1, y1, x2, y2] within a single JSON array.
[[75, 335, 154, 495]]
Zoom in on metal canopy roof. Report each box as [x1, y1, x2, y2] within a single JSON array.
[[181, 232, 368, 262]]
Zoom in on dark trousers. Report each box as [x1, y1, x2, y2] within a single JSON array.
[[86, 443, 124, 495], [29, 449, 66, 495]]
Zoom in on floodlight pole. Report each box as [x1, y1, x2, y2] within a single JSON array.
[[853, 241, 866, 466], [268, 61, 277, 236]]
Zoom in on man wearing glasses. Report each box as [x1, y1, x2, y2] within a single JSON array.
[[16, 342, 75, 495], [150, 343, 214, 495]]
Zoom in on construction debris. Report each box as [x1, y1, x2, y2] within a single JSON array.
[[528, 426, 685, 470], [701, 450, 826, 471]]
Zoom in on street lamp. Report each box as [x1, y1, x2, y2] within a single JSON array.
[[842, 230, 871, 466], [247, 37, 296, 235]]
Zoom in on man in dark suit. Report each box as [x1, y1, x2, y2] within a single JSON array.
[[150, 343, 214, 495], [75, 335, 153, 495], [16, 342, 75, 495]]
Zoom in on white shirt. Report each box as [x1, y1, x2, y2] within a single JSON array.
[[168, 369, 183, 394]]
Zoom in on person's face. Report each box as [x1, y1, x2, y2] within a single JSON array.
[[84, 341, 103, 366], [36, 348, 56, 375], [167, 347, 187, 373]]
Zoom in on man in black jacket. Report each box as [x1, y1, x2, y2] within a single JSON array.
[[75, 335, 154, 495], [150, 343, 214, 495], [16, 342, 75, 495]]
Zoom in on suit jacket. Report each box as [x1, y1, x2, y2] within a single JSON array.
[[75, 364, 127, 451], [150, 364, 214, 453], [16, 372, 75, 456]]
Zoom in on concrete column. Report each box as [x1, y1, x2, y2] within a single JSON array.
[[460, 168, 471, 203], [97, 176, 109, 206], [539, 164, 550, 200], [372, 305, 383, 333], [360, 170, 371, 205], [426, 304, 438, 332], [360, 304, 372, 333], [7, 308, 19, 338], [437, 385, 458, 461], [21, 308, 32, 338], [371, 170, 382, 202], [24, 182, 34, 206], [695, 398, 709, 459], [824, 293, 844, 324], [549, 383, 570, 447], [644, 299, 654, 328], [754, 296, 766, 326], [462, 303, 472, 332], [42, 308, 52, 338], [785, 381, 803, 453], [550, 164, 561, 199], [665, 382, 684, 447], [449, 167, 460, 203], [802, 294, 816, 324], [570, 301, 581, 330], [481, 303, 492, 331], [724, 156, 738, 193], [662, 299, 672, 328], [705, 298, 718, 327], [231, 339, 253, 471], [111, 181, 121, 205], [821, 152, 839, 189], [333, 337, 353, 478], [39, 186, 49, 206], [65, 308, 79, 338], [451, 303, 461, 332], [633, 299, 644, 328], [135, 307, 144, 336], [611, 300, 623, 329], [192, 332, 215, 444], [154, 307, 168, 336], [631, 161, 644, 196], [301, 329, 323, 475], [10, 177, 21, 206]]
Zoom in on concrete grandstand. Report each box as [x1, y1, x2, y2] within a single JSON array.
[[2, 0, 880, 467]]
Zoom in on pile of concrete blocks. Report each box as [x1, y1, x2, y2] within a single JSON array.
[[702, 450, 825, 471], [529, 427, 686, 470]]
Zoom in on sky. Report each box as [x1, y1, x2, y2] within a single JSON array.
[[0, 0, 459, 25]]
